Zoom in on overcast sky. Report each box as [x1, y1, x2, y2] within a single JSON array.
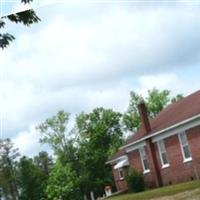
[[1, 1, 200, 157]]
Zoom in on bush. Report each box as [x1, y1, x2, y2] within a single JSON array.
[[125, 169, 145, 193]]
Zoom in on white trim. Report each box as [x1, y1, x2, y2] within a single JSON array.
[[114, 158, 129, 170], [108, 114, 200, 166], [183, 157, 192, 163], [152, 117, 200, 142], [178, 132, 192, 163], [139, 146, 150, 173], [121, 114, 200, 150], [126, 141, 146, 153], [143, 169, 150, 174], [162, 163, 170, 169], [118, 168, 124, 180], [157, 140, 170, 168], [106, 155, 127, 165]]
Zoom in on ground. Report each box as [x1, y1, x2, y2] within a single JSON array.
[[151, 188, 200, 200], [108, 181, 200, 200]]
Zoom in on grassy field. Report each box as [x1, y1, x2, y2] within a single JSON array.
[[108, 180, 200, 200]]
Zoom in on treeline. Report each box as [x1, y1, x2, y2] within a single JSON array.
[[0, 89, 183, 200]]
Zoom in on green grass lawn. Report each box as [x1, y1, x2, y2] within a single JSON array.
[[108, 180, 200, 200]]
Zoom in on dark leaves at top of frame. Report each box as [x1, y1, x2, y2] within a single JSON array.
[[21, 0, 34, 4], [5, 9, 40, 26]]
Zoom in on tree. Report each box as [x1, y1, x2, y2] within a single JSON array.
[[171, 94, 184, 103], [33, 151, 53, 177], [76, 107, 124, 197], [37, 111, 83, 199], [45, 161, 81, 200], [37, 108, 124, 198], [36, 110, 70, 157], [18, 156, 48, 200], [76, 107, 123, 157], [37, 111, 81, 170], [0, 139, 20, 200], [0, 0, 40, 49], [122, 91, 143, 131], [123, 88, 183, 131]]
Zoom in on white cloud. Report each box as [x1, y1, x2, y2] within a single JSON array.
[[1, 79, 132, 137], [1, 3, 200, 156], [4, 5, 200, 89], [136, 73, 182, 96], [12, 125, 50, 157]]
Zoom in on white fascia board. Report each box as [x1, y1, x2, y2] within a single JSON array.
[[152, 116, 200, 142], [114, 158, 129, 169], [121, 114, 200, 149], [106, 155, 128, 165], [125, 141, 146, 153]]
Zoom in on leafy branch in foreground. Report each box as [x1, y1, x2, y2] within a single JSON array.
[[0, 0, 40, 49]]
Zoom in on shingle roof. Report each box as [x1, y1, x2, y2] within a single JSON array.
[[107, 148, 126, 163], [108, 90, 200, 162]]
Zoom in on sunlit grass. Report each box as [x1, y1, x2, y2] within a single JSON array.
[[108, 180, 200, 200]]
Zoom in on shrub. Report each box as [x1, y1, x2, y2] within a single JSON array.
[[125, 169, 145, 193]]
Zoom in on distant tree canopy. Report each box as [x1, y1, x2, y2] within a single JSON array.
[[0, 88, 184, 199], [0, 140, 52, 200], [0, 139, 20, 200], [123, 88, 183, 131], [0, 0, 40, 49], [75, 108, 123, 196], [36, 108, 123, 199]]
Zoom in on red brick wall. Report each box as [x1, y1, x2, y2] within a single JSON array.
[[155, 125, 200, 185], [112, 125, 200, 191], [112, 168, 128, 192], [128, 147, 158, 188]]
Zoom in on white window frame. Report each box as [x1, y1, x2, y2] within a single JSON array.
[[178, 132, 192, 163], [157, 140, 170, 168], [118, 168, 124, 180], [139, 146, 150, 174]]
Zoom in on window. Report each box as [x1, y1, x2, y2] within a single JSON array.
[[157, 140, 169, 168], [139, 146, 150, 173], [178, 132, 192, 162], [118, 168, 124, 180]]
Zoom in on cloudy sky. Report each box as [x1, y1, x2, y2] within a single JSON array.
[[1, 0, 200, 157]]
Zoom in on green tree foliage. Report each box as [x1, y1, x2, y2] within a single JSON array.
[[171, 94, 184, 103], [37, 111, 81, 172], [122, 91, 143, 131], [36, 110, 70, 156], [33, 151, 53, 177], [0, 0, 40, 49], [58, 138, 81, 174], [125, 169, 145, 193], [146, 89, 171, 118], [37, 108, 123, 198], [35, 89, 183, 198], [46, 161, 81, 200], [18, 156, 49, 200], [77, 107, 123, 157], [37, 111, 83, 199], [37, 110, 82, 176], [0, 139, 20, 200], [76, 107, 123, 196], [123, 88, 183, 131]]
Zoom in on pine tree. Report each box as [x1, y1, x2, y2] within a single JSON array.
[[0, 139, 20, 200]]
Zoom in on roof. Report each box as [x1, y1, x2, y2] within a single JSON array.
[[107, 148, 126, 163], [108, 90, 200, 162]]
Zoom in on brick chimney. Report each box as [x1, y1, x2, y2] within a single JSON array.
[[138, 102, 163, 187], [138, 102, 151, 133]]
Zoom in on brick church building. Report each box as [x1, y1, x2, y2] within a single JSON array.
[[107, 90, 200, 192]]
